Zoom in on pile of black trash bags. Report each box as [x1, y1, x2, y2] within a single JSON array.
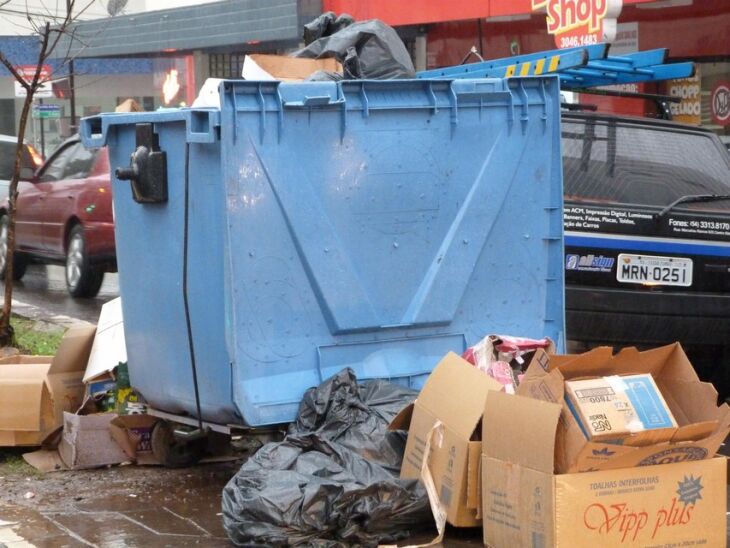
[[293, 11, 416, 80], [222, 369, 433, 547]]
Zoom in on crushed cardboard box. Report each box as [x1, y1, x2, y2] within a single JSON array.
[[391, 352, 502, 528], [518, 344, 730, 473], [58, 412, 130, 469], [24, 412, 159, 471], [0, 326, 96, 446], [241, 54, 341, 81], [481, 390, 727, 548]]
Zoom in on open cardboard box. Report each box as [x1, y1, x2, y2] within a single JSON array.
[[0, 326, 96, 446], [390, 352, 502, 528], [518, 343, 730, 473], [242, 54, 342, 81], [481, 390, 727, 547]]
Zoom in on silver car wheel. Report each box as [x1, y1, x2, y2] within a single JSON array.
[[66, 232, 84, 289]]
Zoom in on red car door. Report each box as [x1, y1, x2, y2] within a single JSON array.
[[16, 142, 77, 252], [41, 141, 98, 255]]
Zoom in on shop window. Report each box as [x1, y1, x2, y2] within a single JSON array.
[[209, 53, 247, 79]]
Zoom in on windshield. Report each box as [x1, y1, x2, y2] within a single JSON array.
[[562, 118, 730, 211]]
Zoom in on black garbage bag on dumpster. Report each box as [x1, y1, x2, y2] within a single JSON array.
[[294, 19, 416, 80], [221, 368, 432, 547], [302, 11, 355, 45]]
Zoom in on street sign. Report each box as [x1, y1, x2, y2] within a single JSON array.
[[14, 81, 53, 98], [32, 104, 61, 119], [13, 64, 54, 98], [16, 64, 52, 81]]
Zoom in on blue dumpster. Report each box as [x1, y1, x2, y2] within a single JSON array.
[[81, 77, 564, 427]]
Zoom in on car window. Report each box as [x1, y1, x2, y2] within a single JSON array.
[[0, 141, 37, 180], [562, 119, 730, 210], [39, 143, 79, 182], [62, 143, 97, 179]]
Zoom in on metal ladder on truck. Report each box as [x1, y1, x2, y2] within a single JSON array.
[[417, 44, 695, 118]]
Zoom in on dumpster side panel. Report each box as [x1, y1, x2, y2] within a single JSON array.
[[106, 120, 236, 423], [219, 78, 564, 425]]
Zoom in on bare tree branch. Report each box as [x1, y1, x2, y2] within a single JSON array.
[[0, 51, 30, 91]]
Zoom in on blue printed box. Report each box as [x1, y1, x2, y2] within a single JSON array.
[[565, 374, 678, 443]]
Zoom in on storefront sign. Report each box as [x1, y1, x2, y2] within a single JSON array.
[[667, 71, 701, 126], [711, 82, 730, 127], [531, 0, 623, 49]]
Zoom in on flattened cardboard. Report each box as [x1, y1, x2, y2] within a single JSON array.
[[0, 326, 96, 447], [242, 54, 342, 81], [396, 352, 502, 527], [518, 344, 730, 473], [482, 455, 727, 548], [22, 448, 66, 473]]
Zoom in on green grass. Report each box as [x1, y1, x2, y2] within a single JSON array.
[[11, 316, 65, 355], [0, 449, 39, 477]]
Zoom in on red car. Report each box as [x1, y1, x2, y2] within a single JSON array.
[[0, 135, 115, 298]]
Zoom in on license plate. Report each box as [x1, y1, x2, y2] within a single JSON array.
[[616, 254, 693, 287]]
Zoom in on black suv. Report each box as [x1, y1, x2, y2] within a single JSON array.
[[562, 112, 730, 393]]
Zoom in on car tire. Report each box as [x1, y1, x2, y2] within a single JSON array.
[[0, 215, 27, 281], [66, 224, 104, 298]]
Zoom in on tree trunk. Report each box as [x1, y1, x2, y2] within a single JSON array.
[[0, 93, 35, 346]]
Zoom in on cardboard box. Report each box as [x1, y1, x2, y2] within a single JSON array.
[[565, 374, 678, 443], [482, 390, 727, 547], [0, 326, 96, 446], [242, 54, 341, 81], [391, 352, 502, 527], [109, 414, 158, 465], [24, 413, 159, 471], [518, 344, 730, 473], [58, 412, 129, 469]]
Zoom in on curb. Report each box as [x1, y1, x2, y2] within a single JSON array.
[[9, 298, 94, 329]]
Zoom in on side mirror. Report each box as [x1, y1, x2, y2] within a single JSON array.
[[19, 167, 35, 180]]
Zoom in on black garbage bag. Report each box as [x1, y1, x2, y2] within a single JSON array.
[[289, 369, 415, 474], [294, 19, 416, 80], [221, 369, 432, 547], [303, 11, 355, 45]]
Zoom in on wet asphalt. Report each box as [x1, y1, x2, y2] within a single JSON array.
[[3, 264, 118, 325]]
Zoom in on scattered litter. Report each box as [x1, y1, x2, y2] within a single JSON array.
[[23, 491, 35, 499], [128, 494, 137, 498], [462, 334, 553, 393], [222, 368, 432, 546]]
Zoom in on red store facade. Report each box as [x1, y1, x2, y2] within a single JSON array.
[[324, 0, 730, 136]]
